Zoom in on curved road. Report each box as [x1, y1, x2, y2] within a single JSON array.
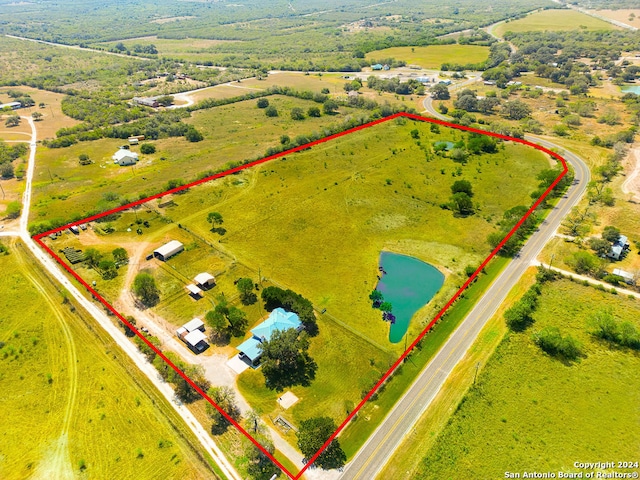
[[339, 97, 589, 480]]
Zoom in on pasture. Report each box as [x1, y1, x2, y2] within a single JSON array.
[[30, 95, 364, 227], [366, 44, 490, 68], [0, 240, 216, 480], [494, 9, 616, 36], [413, 279, 640, 479]]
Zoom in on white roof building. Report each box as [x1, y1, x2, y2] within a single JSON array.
[[613, 268, 635, 285], [153, 240, 184, 261], [194, 272, 215, 287], [112, 149, 139, 166], [183, 330, 208, 352], [186, 284, 202, 297], [183, 318, 205, 332]]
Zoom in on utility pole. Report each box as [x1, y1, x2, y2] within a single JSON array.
[[473, 362, 480, 384], [0, 181, 4, 200]]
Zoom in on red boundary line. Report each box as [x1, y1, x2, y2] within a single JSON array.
[[33, 112, 567, 479]]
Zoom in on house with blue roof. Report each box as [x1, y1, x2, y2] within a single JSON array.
[[237, 308, 302, 366]]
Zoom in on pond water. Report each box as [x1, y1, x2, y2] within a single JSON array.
[[375, 251, 444, 344], [621, 85, 640, 95], [433, 141, 455, 151]]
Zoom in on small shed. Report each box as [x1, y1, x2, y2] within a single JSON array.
[[183, 318, 205, 333], [372, 63, 383, 70], [186, 284, 203, 298], [112, 149, 139, 166], [183, 329, 208, 353], [613, 268, 635, 285], [153, 240, 184, 261], [194, 272, 216, 289], [0, 101, 21, 110]]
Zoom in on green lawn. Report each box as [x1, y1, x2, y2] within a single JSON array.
[[413, 278, 640, 479], [0, 240, 217, 480], [366, 44, 490, 68], [494, 9, 616, 36]]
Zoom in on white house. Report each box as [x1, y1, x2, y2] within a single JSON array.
[[112, 149, 139, 166], [613, 268, 635, 285], [153, 240, 184, 261]]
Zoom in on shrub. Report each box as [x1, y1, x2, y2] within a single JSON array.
[[140, 143, 156, 154], [257, 98, 269, 108]]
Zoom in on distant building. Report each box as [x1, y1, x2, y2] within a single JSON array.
[[133, 97, 160, 108], [416, 76, 431, 84], [0, 101, 21, 110], [153, 240, 184, 261], [372, 64, 383, 70], [237, 308, 303, 366], [186, 284, 203, 298], [112, 149, 139, 166]]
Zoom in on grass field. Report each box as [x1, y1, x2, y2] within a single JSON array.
[[494, 9, 617, 36], [411, 278, 640, 479], [30, 95, 365, 227], [0, 240, 217, 480], [365, 44, 490, 69], [42, 115, 552, 457]]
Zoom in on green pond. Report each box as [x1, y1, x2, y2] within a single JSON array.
[[376, 251, 444, 344], [621, 85, 640, 95]]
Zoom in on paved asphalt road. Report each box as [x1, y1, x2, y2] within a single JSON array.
[[339, 95, 590, 480]]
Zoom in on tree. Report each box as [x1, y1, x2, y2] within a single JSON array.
[[156, 95, 174, 107], [237, 277, 256, 305], [379, 301, 393, 313], [588, 237, 610, 257], [140, 143, 156, 154], [430, 83, 450, 100], [207, 211, 223, 225], [265, 105, 278, 117], [206, 386, 241, 434], [260, 329, 317, 391], [533, 327, 582, 361], [504, 301, 535, 331], [297, 417, 346, 470], [78, 153, 91, 165], [227, 307, 248, 337], [602, 226, 620, 243], [5, 201, 21, 219], [256, 98, 269, 108], [566, 251, 603, 276], [31, 111, 43, 121], [477, 96, 500, 114], [84, 248, 103, 268], [502, 100, 532, 120], [5, 115, 20, 127], [450, 148, 468, 164], [0, 162, 14, 179], [307, 106, 321, 117], [290, 107, 305, 120], [369, 289, 383, 307], [112, 247, 128, 264], [260, 286, 317, 334], [323, 99, 339, 115], [454, 94, 478, 112], [98, 259, 117, 279], [133, 272, 160, 306], [185, 126, 203, 142], [560, 207, 594, 238], [451, 180, 473, 196], [450, 192, 474, 216]]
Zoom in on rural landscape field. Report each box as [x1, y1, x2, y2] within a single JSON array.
[[1, 0, 640, 479]]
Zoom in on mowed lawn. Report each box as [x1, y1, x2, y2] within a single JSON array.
[[0, 240, 216, 480], [494, 9, 616, 36], [366, 44, 490, 68], [414, 279, 640, 479], [30, 95, 363, 227]]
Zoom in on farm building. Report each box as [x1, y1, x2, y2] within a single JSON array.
[[0, 101, 21, 110], [186, 284, 203, 298], [176, 318, 207, 353], [372, 63, 383, 70], [613, 268, 635, 285], [237, 308, 302, 366], [112, 149, 139, 166], [194, 272, 216, 289], [153, 240, 184, 261], [133, 96, 160, 108]]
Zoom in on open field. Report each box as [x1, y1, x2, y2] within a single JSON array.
[[494, 9, 617, 36], [366, 45, 490, 69], [412, 278, 640, 479], [0, 239, 217, 480], [42, 116, 552, 458], [30, 95, 365, 228], [590, 9, 640, 28]]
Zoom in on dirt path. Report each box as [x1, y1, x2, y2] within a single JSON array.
[[622, 146, 640, 201]]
